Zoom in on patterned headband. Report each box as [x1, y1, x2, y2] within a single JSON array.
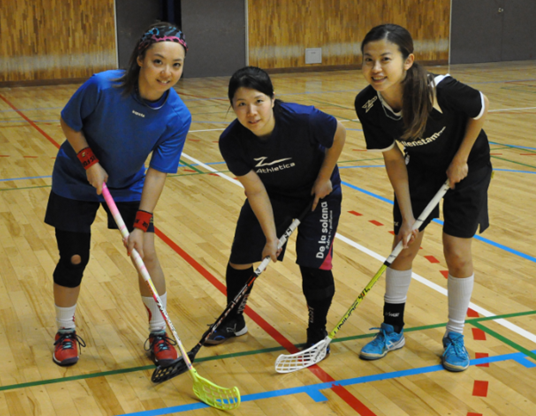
[[138, 26, 188, 54]]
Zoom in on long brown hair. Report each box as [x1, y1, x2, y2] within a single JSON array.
[[361, 24, 434, 140]]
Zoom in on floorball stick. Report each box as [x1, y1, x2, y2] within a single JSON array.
[[152, 198, 315, 383], [102, 183, 240, 410], [275, 180, 450, 373]]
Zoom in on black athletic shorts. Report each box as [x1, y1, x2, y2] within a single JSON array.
[[393, 162, 492, 238], [229, 189, 342, 270], [44, 191, 154, 234]]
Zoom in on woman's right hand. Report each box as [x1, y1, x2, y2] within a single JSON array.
[[397, 218, 418, 249], [262, 239, 281, 262], [86, 163, 109, 195]]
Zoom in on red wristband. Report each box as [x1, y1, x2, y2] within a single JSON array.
[[77, 147, 99, 170], [134, 210, 153, 232]]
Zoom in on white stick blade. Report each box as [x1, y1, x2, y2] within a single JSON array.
[[275, 338, 331, 373]]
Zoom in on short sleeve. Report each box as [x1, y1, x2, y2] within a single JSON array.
[[60, 75, 101, 131], [219, 123, 252, 177], [309, 107, 338, 147], [355, 92, 396, 151], [149, 111, 191, 174], [436, 76, 484, 119]]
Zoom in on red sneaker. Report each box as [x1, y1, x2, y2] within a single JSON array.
[[145, 331, 178, 366], [53, 331, 86, 366]]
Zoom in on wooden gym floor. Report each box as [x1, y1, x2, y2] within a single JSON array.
[[0, 60, 535, 416]]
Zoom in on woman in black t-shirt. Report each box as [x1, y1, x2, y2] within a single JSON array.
[[206, 66, 346, 353], [354, 24, 492, 372]]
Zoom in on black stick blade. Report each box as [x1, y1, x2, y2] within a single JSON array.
[[151, 350, 196, 383]]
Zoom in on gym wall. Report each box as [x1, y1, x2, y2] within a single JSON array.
[[0, 0, 463, 86]]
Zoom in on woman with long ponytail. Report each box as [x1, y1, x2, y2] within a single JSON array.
[[354, 24, 492, 372]]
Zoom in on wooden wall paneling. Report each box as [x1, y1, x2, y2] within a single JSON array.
[[247, 0, 450, 70], [0, 0, 117, 84]]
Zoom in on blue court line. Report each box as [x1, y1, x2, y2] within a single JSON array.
[[118, 349, 536, 415], [341, 180, 536, 263], [489, 141, 536, 151], [493, 168, 536, 174], [0, 175, 52, 182]]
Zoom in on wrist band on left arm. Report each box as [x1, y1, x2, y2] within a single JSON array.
[[77, 147, 99, 170], [134, 210, 153, 232]]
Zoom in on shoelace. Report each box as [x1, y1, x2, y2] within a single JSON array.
[[145, 334, 177, 352], [445, 337, 465, 356], [368, 327, 387, 345], [55, 332, 86, 350]]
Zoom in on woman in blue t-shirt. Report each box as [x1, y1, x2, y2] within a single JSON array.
[[354, 24, 492, 372], [208, 66, 346, 354], [44, 22, 191, 367]]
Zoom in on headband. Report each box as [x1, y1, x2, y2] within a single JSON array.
[[138, 26, 188, 54]]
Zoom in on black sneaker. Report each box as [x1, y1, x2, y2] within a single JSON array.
[[204, 315, 248, 346], [304, 327, 330, 353]]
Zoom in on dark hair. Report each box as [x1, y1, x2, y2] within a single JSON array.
[[115, 21, 187, 96], [228, 66, 282, 110], [361, 24, 433, 140]]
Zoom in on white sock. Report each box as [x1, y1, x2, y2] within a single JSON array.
[[384, 268, 412, 304], [142, 293, 167, 333], [55, 304, 77, 331], [446, 274, 474, 335]]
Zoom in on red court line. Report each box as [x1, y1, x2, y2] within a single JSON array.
[[475, 352, 490, 367], [472, 380, 489, 397], [0, 94, 61, 149], [467, 308, 479, 318], [369, 220, 383, 226], [155, 228, 377, 416], [424, 255, 439, 263], [348, 210, 362, 216], [472, 328, 487, 341], [440, 270, 449, 279]]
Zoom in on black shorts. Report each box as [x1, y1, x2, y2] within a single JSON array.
[[393, 163, 492, 238], [229, 189, 342, 270], [44, 191, 155, 234]]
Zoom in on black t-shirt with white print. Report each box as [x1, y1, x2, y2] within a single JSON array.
[[354, 74, 491, 173], [219, 102, 340, 199]]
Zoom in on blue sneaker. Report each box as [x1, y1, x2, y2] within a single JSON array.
[[359, 323, 405, 360], [442, 332, 470, 372]]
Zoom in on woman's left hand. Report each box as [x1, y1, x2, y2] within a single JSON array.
[[126, 228, 146, 258], [446, 158, 469, 189], [311, 178, 333, 211]]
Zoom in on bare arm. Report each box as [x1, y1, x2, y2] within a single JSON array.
[[446, 94, 489, 188], [60, 117, 108, 194], [311, 120, 346, 210], [236, 170, 280, 262], [383, 144, 416, 248], [127, 167, 168, 257]]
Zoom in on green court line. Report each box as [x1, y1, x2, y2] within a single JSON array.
[[1, 309, 534, 393], [471, 321, 536, 361], [491, 155, 536, 169], [178, 159, 204, 174]]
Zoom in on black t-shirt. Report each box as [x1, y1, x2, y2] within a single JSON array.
[[354, 74, 491, 172], [219, 102, 340, 199]]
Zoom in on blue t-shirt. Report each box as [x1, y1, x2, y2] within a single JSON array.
[[53, 69, 191, 202], [219, 102, 340, 199]]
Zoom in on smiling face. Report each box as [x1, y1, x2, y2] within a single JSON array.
[[137, 41, 185, 101], [362, 38, 414, 106], [232, 87, 275, 138]]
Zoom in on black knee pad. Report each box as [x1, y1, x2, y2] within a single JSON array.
[[300, 266, 335, 301], [53, 229, 91, 288]]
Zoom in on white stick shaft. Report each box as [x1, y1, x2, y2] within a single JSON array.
[[101, 183, 194, 370]]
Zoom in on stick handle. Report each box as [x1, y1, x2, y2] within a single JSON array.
[[329, 180, 450, 339], [198, 198, 315, 346], [101, 183, 195, 371]]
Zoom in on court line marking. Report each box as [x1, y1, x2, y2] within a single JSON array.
[[181, 152, 536, 345], [117, 348, 536, 416]]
